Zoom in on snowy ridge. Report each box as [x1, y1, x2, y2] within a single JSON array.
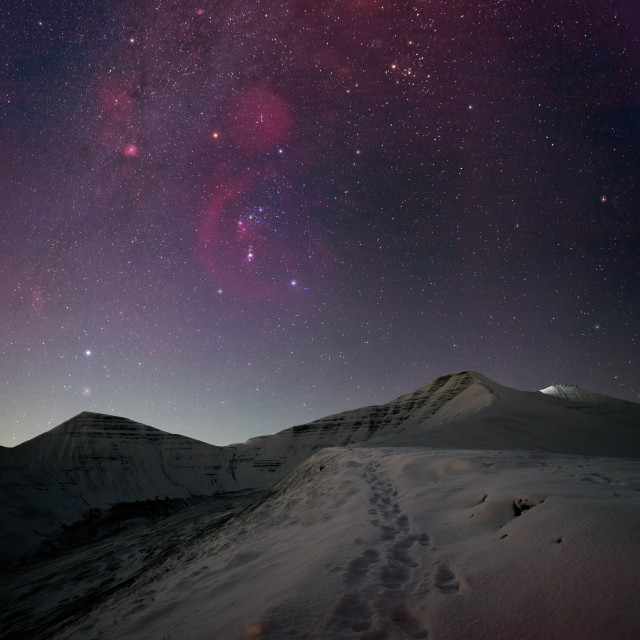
[[233, 371, 494, 479]]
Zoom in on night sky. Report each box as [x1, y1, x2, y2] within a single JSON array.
[[2, 0, 639, 447]]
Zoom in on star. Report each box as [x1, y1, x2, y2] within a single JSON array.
[[1, 0, 638, 448]]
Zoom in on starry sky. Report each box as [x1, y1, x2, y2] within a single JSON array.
[[2, 0, 639, 447]]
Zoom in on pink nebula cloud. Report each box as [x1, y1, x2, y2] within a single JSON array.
[[123, 144, 139, 157], [196, 174, 300, 301]]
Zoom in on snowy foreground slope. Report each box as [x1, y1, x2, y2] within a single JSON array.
[[3, 447, 640, 640], [2, 371, 640, 639]]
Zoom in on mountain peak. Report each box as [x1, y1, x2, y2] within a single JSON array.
[[52, 411, 163, 436], [393, 370, 484, 399], [539, 384, 628, 405]]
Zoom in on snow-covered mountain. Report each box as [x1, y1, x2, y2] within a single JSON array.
[[2, 371, 639, 568], [237, 369, 640, 461], [0, 412, 229, 565], [539, 382, 625, 404], [2, 371, 640, 639]]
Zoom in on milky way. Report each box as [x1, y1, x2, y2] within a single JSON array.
[[2, 0, 639, 446]]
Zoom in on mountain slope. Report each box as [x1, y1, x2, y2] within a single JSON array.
[[0, 413, 233, 565], [380, 372, 640, 456], [230, 371, 494, 481], [6, 412, 230, 500]]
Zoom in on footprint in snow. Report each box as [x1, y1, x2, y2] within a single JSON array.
[[379, 522, 399, 540], [344, 549, 380, 583], [416, 532, 430, 547], [380, 558, 410, 589], [329, 593, 373, 633], [434, 563, 460, 595], [392, 536, 418, 567], [390, 603, 429, 639]]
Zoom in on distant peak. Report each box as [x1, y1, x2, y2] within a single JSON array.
[[540, 384, 585, 396], [539, 384, 623, 404]]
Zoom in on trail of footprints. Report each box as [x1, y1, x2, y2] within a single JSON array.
[[329, 459, 461, 639]]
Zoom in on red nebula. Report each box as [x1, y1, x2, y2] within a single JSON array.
[[123, 144, 139, 157], [196, 173, 300, 301], [227, 87, 292, 152]]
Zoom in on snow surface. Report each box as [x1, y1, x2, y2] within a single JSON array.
[[1, 371, 640, 639], [3, 447, 640, 640]]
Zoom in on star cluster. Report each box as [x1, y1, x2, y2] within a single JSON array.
[[1, 0, 639, 446]]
